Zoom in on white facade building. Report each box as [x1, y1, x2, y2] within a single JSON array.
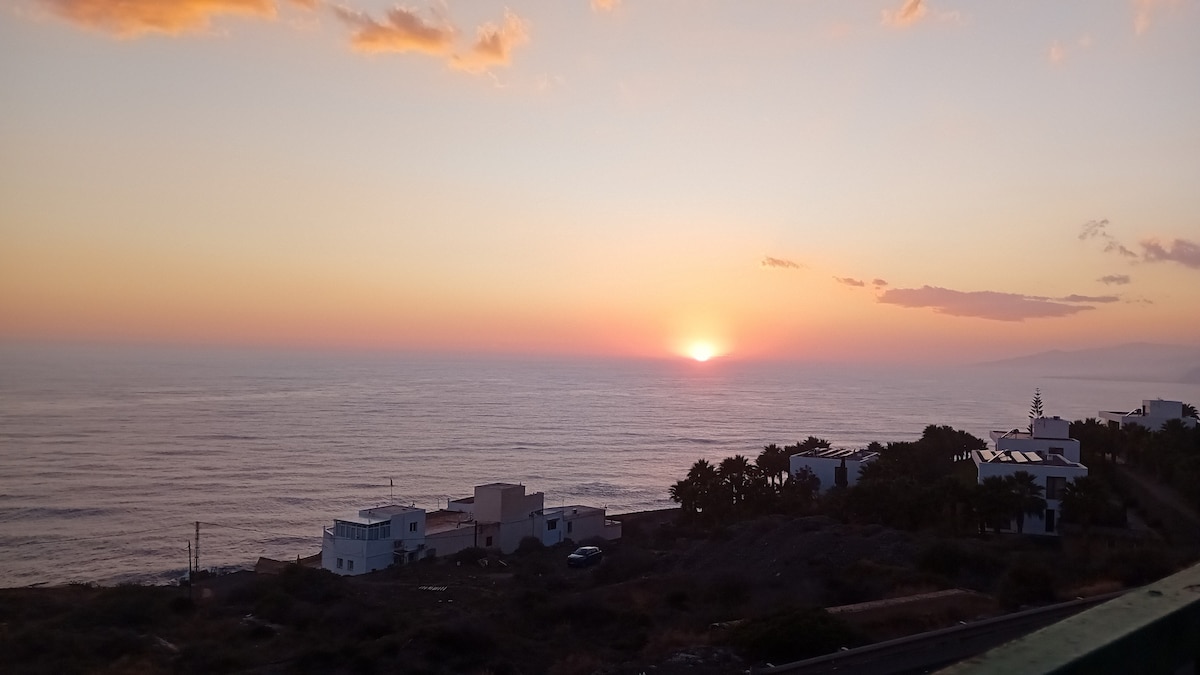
[[321, 504, 427, 576], [974, 413, 1088, 536], [789, 447, 879, 492], [1099, 399, 1197, 431], [989, 416, 1081, 464], [321, 482, 621, 575]]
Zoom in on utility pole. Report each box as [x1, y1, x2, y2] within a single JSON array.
[[187, 541, 193, 602], [194, 521, 200, 576]]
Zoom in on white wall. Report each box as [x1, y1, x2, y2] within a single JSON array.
[[995, 436, 1081, 464], [789, 455, 871, 492], [974, 454, 1089, 535]]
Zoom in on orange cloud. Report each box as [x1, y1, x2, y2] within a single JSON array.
[[332, 5, 527, 73], [1134, 0, 1179, 35], [591, 0, 620, 12], [881, 0, 927, 27], [761, 256, 802, 270], [332, 5, 455, 55], [39, 0, 281, 36], [1048, 41, 1066, 63], [451, 10, 528, 73]]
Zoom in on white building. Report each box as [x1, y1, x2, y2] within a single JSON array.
[[321, 504, 427, 576], [1099, 399, 1197, 431], [973, 413, 1088, 536], [789, 447, 879, 492], [989, 416, 1080, 464], [321, 482, 621, 575]]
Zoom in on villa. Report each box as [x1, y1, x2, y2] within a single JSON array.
[[321, 482, 622, 576], [789, 446, 879, 492], [1099, 399, 1197, 431], [972, 415, 1088, 535]]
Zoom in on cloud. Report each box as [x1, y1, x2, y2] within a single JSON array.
[[1134, 0, 1178, 35], [761, 256, 802, 270], [834, 277, 866, 287], [38, 0, 280, 36], [451, 9, 528, 73], [1079, 219, 1136, 258], [1056, 294, 1120, 303], [878, 286, 1100, 321], [872, 279, 889, 288], [881, 0, 927, 27], [333, 5, 455, 55], [591, 0, 619, 12], [1048, 41, 1065, 63], [1141, 238, 1200, 269], [1098, 274, 1132, 285], [332, 5, 527, 73]]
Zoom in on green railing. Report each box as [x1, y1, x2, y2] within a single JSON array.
[[937, 561, 1200, 675]]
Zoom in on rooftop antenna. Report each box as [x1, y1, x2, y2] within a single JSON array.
[[389, 478, 394, 504]]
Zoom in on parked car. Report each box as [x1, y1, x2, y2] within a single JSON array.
[[566, 546, 603, 568]]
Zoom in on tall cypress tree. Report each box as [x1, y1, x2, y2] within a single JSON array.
[[1028, 388, 1044, 433]]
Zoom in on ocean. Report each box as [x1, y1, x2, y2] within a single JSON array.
[[2, 344, 1198, 587]]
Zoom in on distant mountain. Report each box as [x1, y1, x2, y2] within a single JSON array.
[[975, 343, 1200, 384]]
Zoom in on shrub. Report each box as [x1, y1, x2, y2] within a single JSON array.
[[592, 549, 656, 585], [997, 554, 1058, 609], [727, 607, 864, 664], [452, 547, 487, 564], [517, 536, 545, 554]]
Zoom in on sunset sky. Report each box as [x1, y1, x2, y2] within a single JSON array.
[[2, 0, 1198, 363]]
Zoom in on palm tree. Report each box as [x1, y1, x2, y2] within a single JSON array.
[[1005, 471, 1048, 534], [1183, 402, 1198, 419], [975, 476, 1018, 533], [1060, 476, 1112, 533], [756, 443, 789, 488], [670, 459, 720, 519], [718, 454, 758, 509]]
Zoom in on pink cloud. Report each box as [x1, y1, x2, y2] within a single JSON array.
[[881, 0, 927, 27], [878, 286, 1100, 321], [1141, 238, 1200, 269]]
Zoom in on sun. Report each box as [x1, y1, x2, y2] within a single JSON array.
[[688, 343, 716, 362]]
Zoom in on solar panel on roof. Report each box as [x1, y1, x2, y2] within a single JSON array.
[[1011, 452, 1028, 463], [1024, 451, 1044, 463]]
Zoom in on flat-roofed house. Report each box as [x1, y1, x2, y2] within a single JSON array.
[[321, 504, 426, 576], [974, 413, 1088, 536], [789, 447, 880, 492], [1099, 399, 1197, 431], [322, 482, 622, 574]]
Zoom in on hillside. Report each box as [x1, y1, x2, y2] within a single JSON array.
[[976, 343, 1200, 384]]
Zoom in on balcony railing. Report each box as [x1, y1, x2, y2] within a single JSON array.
[[937, 561, 1200, 674]]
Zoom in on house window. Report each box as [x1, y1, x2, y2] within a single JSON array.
[[381, 524, 390, 538], [1049, 447, 1064, 455], [1045, 509, 1056, 533], [409, 521, 418, 532], [547, 519, 558, 531], [347, 560, 354, 571], [1046, 476, 1067, 500], [485, 536, 493, 547], [567, 521, 573, 534], [336, 558, 344, 569]]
